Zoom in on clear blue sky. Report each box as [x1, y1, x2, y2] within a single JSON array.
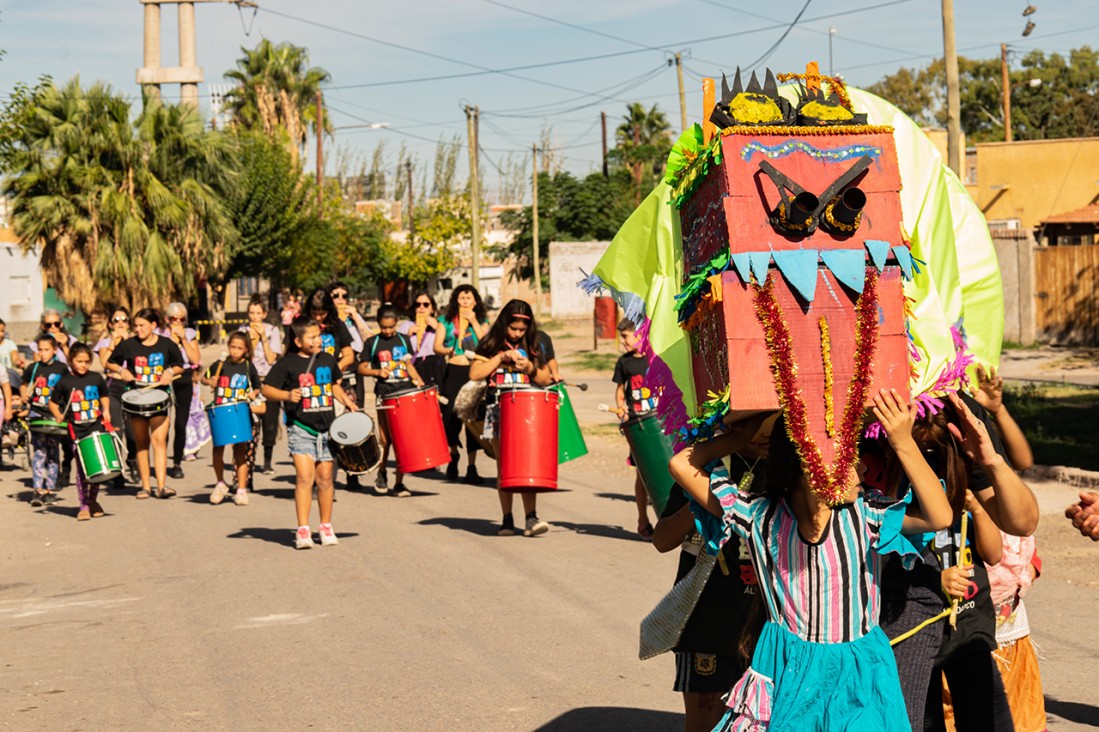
[[1, 0, 1094, 201]]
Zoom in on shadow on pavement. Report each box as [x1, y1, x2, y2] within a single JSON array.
[[226, 527, 360, 547], [531, 707, 680, 731], [1045, 697, 1099, 726], [594, 492, 636, 503], [551, 520, 644, 542], [417, 516, 502, 536]]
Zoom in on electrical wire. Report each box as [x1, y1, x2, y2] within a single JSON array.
[[742, 0, 815, 71]]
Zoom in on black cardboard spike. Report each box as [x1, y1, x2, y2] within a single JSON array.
[[746, 71, 762, 94], [721, 72, 732, 103], [763, 69, 778, 98], [732, 67, 743, 97]]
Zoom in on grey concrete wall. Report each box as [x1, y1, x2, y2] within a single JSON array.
[[992, 235, 1036, 345], [549, 241, 609, 319]]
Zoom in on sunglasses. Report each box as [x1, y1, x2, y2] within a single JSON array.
[[112, 316, 130, 323], [44, 321, 63, 329], [415, 302, 432, 308], [331, 292, 348, 300], [167, 316, 186, 323]]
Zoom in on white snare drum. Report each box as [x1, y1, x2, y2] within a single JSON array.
[[121, 387, 171, 417], [329, 411, 382, 475]]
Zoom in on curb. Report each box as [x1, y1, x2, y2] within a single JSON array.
[[1024, 465, 1099, 490]]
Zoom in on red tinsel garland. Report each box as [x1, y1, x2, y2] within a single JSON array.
[[752, 271, 880, 505]]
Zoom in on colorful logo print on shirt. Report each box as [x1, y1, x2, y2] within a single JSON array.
[[216, 372, 251, 404], [321, 333, 337, 357], [378, 349, 409, 381], [134, 353, 165, 385], [70, 385, 102, 424], [298, 366, 333, 412], [630, 374, 659, 413], [32, 371, 62, 408]]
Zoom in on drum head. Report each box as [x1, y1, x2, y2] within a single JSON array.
[[329, 411, 375, 445], [124, 388, 169, 406]]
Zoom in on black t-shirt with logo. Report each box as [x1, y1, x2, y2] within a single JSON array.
[[205, 359, 261, 405], [928, 518, 997, 664], [318, 319, 353, 361], [107, 335, 184, 389], [265, 351, 340, 433], [613, 352, 658, 416], [50, 372, 109, 439], [22, 359, 69, 419], [535, 331, 556, 364], [360, 333, 415, 398]]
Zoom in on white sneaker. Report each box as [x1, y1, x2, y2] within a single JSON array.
[[233, 489, 249, 506], [295, 526, 315, 550], [318, 523, 339, 546], [524, 515, 550, 537], [210, 481, 229, 505]]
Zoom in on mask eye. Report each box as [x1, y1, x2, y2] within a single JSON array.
[[775, 191, 820, 234], [821, 186, 866, 236]]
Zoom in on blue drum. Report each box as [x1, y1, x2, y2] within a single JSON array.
[[206, 401, 252, 447]]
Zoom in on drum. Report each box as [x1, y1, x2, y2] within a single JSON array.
[[549, 383, 587, 464], [329, 411, 382, 475], [380, 385, 450, 474], [498, 387, 559, 492], [29, 418, 68, 436], [75, 431, 123, 483], [121, 387, 171, 417], [621, 412, 675, 514], [206, 401, 253, 448]]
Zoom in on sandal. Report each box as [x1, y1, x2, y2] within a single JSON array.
[[157, 486, 176, 499], [136, 489, 150, 500]]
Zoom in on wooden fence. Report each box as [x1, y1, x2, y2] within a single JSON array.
[[1034, 245, 1099, 345]]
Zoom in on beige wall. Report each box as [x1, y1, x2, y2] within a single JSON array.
[[972, 137, 1099, 228]]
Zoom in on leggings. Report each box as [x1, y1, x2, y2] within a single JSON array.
[[259, 399, 280, 461], [75, 461, 99, 509], [925, 647, 1015, 732], [31, 431, 61, 491], [171, 378, 194, 464], [439, 362, 479, 453]]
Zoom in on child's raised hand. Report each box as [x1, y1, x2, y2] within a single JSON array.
[[946, 393, 999, 467], [941, 565, 971, 600], [871, 389, 916, 449], [974, 364, 1004, 415], [288, 388, 302, 404]]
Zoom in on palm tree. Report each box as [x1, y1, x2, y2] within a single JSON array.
[[223, 39, 332, 163], [611, 102, 674, 204]]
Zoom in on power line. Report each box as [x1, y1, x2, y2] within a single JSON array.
[[480, 0, 664, 51], [743, 0, 815, 70]]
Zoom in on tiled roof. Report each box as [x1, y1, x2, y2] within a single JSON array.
[[1042, 203, 1099, 225]]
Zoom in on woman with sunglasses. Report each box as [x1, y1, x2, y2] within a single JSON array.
[[239, 295, 283, 475], [399, 293, 444, 387], [95, 307, 139, 488], [435, 285, 490, 484], [302, 289, 355, 373], [29, 309, 78, 364], [161, 302, 206, 479]]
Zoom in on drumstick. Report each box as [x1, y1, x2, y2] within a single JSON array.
[[136, 374, 181, 390], [437, 394, 450, 406], [565, 381, 589, 391], [598, 403, 626, 417]]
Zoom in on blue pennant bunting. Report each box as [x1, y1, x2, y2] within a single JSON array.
[[892, 245, 914, 280], [865, 239, 891, 272], [730, 252, 752, 284], [771, 249, 820, 303], [748, 251, 772, 284], [819, 249, 866, 294]]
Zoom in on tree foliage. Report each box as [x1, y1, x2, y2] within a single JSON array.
[[607, 102, 674, 203], [868, 46, 1099, 142]]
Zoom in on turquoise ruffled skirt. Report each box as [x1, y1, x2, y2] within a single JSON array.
[[717, 622, 911, 732]]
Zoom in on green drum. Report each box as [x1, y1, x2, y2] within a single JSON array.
[[75, 431, 123, 484], [620, 413, 675, 514], [550, 382, 588, 463]]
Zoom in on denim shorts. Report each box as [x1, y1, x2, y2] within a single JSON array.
[[287, 423, 333, 463]]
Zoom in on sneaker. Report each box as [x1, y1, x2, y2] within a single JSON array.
[[294, 526, 314, 550], [89, 500, 105, 517], [318, 523, 339, 546], [43, 491, 58, 506], [260, 462, 275, 475], [464, 465, 485, 486], [168, 464, 184, 480], [346, 473, 361, 491], [76, 507, 91, 521], [233, 489, 249, 506], [374, 469, 388, 495], [389, 483, 412, 498], [210, 481, 230, 505], [30, 491, 45, 507], [524, 514, 550, 537], [445, 460, 459, 483], [497, 514, 516, 536]]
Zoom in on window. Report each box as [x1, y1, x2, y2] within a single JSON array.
[[236, 276, 259, 298], [6, 275, 31, 305]]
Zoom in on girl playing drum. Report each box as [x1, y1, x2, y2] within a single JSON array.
[[468, 299, 553, 537], [107, 309, 185, 499], [203, 332, 262, 506]]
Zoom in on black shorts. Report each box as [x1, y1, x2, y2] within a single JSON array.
[[673, 652, 740, 694]]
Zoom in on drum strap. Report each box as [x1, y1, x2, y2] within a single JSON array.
[[369, 333, 413, 361]]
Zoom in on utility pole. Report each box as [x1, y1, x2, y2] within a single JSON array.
[[465, 105, 482, 290], [675, 52, 688, 131], [532, 144, 541, 316], [316, 90, 324, 213], [600, 111, 609, 178], [828, 28, 837, 77], [1001, 43, 1013, 142], [941, 0, 962, 175], [406, 158, 415, 241]]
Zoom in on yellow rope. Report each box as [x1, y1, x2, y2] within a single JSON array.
[[889, 609, 951, 647]]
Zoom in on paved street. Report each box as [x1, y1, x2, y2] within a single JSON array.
[[2, 377, 1098, 730]]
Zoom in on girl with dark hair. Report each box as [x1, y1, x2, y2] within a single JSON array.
[[435, 285, 490, 484], [95, 306, 138, 488], [162, 302, 205, 479], [669, 391, 951, 732], [239, 295, 283, 474], [203, 331, 263, 506], [400, 292, 443, 387], [303, 288, 355, 373], [107, 308, 185, 499], [469, 299, 553, 536]]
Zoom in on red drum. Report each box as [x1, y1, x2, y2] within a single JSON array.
[[498, 387, 560, 492], [380, 385, 451, 474]]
